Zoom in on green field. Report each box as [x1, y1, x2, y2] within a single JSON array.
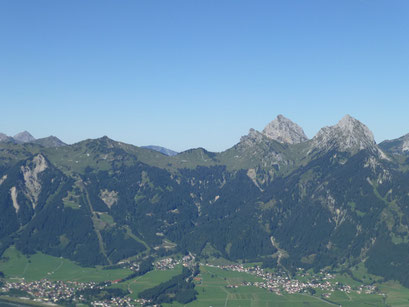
[[121, 265, 184, 299], [379, 281, 409, 307], [173, 265, 385, 307], [1, 249, 409, 307], [0, 246, 132, 282]]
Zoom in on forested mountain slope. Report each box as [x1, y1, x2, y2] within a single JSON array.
[[2, 115, 409, 287]]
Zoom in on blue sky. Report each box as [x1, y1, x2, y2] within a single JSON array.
[[0, 0, 408, 152]]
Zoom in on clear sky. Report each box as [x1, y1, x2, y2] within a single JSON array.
[[0, 0, 408, 152]]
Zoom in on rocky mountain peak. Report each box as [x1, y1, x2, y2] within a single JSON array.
[[311, 115, 377, 153], [262, 115, 308, 144], [336, 115, 371, 134], [13, 131, 36, 143], [0, 133, 13, 143]]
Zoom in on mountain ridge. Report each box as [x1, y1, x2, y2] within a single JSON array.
[[0, 115, 406, 154], [1, 115, 409, 288]]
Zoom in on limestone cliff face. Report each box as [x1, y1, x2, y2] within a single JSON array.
[[310, 115, 382, 155], [10, 186, 19, 214], [20, 154, 48, 209], [262, 115, 308, 144]]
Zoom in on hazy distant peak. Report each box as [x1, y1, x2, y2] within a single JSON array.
[[262, 115, 308, 144], [0, 133, 11, 142], [142, 145, 178, 156], [13, 131, 36, 143], [33, 136, 67, 147]]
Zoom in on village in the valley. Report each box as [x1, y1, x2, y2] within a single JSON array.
[[0, 254, 379, 306]]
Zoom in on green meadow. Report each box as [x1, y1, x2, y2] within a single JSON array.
[[174, 265, 386, 307], [0, 246, 131, 283], [1, 248, 409, 307]]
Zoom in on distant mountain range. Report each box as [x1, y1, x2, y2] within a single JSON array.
[[0, 131, 67, 147], [1, 115, 409, 288], [0, 131, 178, 156]]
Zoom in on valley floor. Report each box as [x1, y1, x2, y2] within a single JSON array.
[[1, 247, 409, 307]]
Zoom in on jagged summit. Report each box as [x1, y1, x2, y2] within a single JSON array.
[[262, 115, 308, 144], [239, 128, 267, 147], [311, 115, 378, 154], [13, 131, 36, 143]]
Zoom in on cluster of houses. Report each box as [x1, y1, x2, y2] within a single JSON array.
[[0, 256, 380, 306], [129, 262, 140, 272], [1, 279, 98, 303], [91, 296, 135, 306], [0, 278, 138, 306], [206, 263, 378, 297], [154, 257, 179, 270], [154, 254, 195, 270]]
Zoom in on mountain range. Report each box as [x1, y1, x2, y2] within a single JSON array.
[[0, 131, 179, 156], [0, 131, 67, 147], [1, 115, 409, 288]]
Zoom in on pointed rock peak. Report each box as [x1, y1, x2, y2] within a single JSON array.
[[312, 115, 377, 153], [336, 115, 369, 132], [13, 131, 36, 143], [262, 115, 308, 144], [335, 115, 375, 142]]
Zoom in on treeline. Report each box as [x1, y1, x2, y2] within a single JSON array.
[[138, 266, 198, 305]]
